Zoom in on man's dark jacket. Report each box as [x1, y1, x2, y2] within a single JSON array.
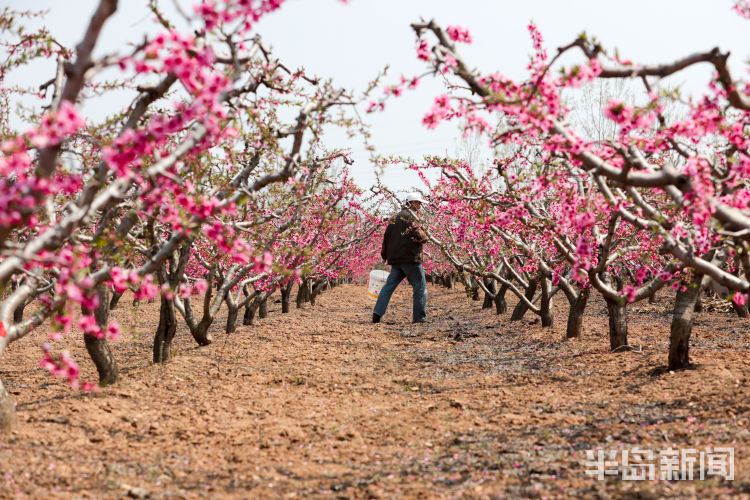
[[381, 208, 428, 264]]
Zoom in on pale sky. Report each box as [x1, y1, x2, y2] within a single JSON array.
[[6, 1, 750, 193]]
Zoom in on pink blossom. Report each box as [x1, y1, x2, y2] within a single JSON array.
[[106, 321, 121, 341], [604, 100, 634, 124], [110, 267, 129, 293], [64, 283, 84, 304], [416, 38, 431, 61], [78, 314, 101, 337], [446, 25, 472, 44], [179, 283, 193, 299], [194, 279, 209, 294]]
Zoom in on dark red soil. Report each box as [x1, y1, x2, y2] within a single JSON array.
[[0, 283, 748, 499]]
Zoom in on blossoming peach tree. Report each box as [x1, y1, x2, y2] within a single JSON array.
[[370, 1, 749, 371], [0, 0, 379, 430]]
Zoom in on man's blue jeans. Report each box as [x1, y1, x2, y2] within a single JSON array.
[[373, 263, 427, 323]]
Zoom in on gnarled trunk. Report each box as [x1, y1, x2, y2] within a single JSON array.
[[10, 280, 25, 323], [669, 279, 704, 370], [0, 378, 18, 432], [309, 279, 327, 306], [566, 287, 589, 339], [153, 296, 177, 363], [154, 240, 193, 358], [444, 273, 454, 289], [259, 296, 268, 318], [225, 303, 239, 334], [731, 299, 749, 318], [13, 303, 24, 324], [510, 278, 538, 321], [605, 298, 628, 351], [84, 285, 118, 385], [192, 320, 213, 346], [540, 277, 553, 328], [482, 292, 493, 309], [243, 301, 256, 325], [84, 335, 119, 385], [469, 276, 480, 301], [481, 278, 496, 310], [296, 280, 309, 309], [494, 284, 508, 314], [280, 283, 293, 313], [109, 289, 123, 310]]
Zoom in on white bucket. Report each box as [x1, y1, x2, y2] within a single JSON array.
[[367, 270, 389, 300]]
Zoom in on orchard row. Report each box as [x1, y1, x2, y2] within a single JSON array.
[[1, 1, 749, 431]]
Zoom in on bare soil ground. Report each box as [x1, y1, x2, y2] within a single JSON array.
[[0, 283, 748, 499]]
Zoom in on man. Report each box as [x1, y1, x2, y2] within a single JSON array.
[[372, 192, 429, 324]]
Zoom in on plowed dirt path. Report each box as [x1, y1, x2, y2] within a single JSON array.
[[0, 283, 748, 499]]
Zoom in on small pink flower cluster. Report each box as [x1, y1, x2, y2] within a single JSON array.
[[446, 25, 472, 44], [422, 94, 453, 129], [603, 100, 634, 124], [733, 0, 750, 19], [193, 279, 209, 294], [40, 346, 81, 389], [133, 274, 160, 302], [25, 101, 85, 149], [192, 0, 287, 33], [252, 251, 274, 273], [77, 315, 121, 341], [416, 38, 431, 61]]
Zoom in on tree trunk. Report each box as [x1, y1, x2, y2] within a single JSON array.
[[281, 284, 292, 313], [13, 303, 24, 324], [309, 279, 326, 306], [469, 276, 480, 301], [540, 277, 553, 328], [566, 287, 589, 339], [510, 278, 538, 321], [109, 290, 123, 310], [482, 292, 493, 309], [153, 296, 177, 363], [295, 281, 309, 309], [84, 333, 119, 385], [456, 271, 469, 297], [182, 298, 214, 346], [259, 297, 268, 318], [243, 302, 256, 326], [10, 280, 24, 323], [605, 298, 628, 351], [494, 284, 508, 314], [84, 286, 119, 385], [481, 279, 496, 310], [225, 304, 239, 334], [0, 378, 18, 432], [669, 280, 704, 370], [731, 299, 749, 318], [193, 321, 213, 346]]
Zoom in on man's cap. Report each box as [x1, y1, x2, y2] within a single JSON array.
[[405, 192, 427, 204]]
